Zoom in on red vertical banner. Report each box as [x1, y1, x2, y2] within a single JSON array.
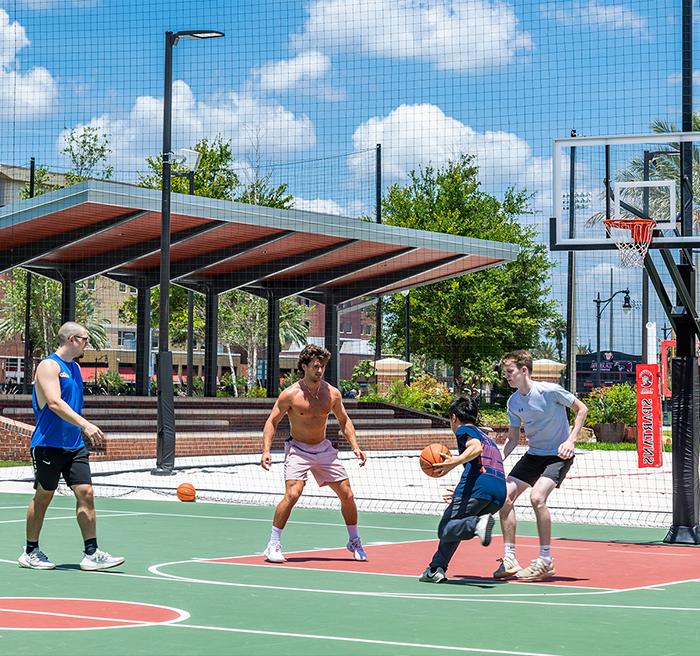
[[636, 364, 663, 468]]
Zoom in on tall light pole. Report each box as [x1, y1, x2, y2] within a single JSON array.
[[153, 29, 224, 476], [594, 289, 632, 388]]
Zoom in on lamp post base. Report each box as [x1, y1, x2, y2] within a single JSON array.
[[150, 467, 175, 476]]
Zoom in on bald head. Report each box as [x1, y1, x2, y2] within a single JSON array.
[[58, 322, 87, 346]]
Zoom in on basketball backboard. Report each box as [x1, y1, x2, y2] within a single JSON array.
[[550, 132, 700, 252]]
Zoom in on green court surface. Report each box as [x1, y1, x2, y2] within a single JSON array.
[[1, 492, 699, 656]]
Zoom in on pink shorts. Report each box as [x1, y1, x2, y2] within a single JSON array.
[[284, 438, 349, 486]]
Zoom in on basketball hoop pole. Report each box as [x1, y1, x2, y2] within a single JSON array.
[[663, 0, 700, 545]]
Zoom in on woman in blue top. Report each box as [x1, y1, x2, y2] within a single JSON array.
[[419, 396, 506, 583], [18, 322, 124, 572]]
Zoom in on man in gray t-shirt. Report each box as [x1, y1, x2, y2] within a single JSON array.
[[495, 350, 587, 582]]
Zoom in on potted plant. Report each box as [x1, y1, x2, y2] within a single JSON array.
[[583, 383, 637, 443]]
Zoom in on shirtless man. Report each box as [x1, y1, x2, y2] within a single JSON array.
[[260, 344, 367, 563]]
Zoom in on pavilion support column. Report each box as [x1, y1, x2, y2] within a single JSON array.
[[135, 283, 151, 396], [266, 292, 281, 397], [324, 302, 339, 388], [204, 286, 219, 397], [60, 273, 76, 324]]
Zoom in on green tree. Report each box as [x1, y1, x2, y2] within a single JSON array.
[[0, 271, 106, 356], [381, 156, 558, 391], [138, 136, 239, 199], [62, 125, 113, 184], [218, 292, 308, 389], [118, 286, 206, 347], [18, 166, 60, 199], [238, 175, 294, 208]]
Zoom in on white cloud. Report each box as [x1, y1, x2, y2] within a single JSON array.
[[668, 70, 700, 85], [59, 80, 316, 176], [292, 0, 533, 72], [253, 51, 344, 100], [541, 1, 649, 39], [0, 9, 28, 68], [292, 197, 348, 215], [0, 9, 57, 117], [292, 196, 370, 218], [349, 103, 550, 207]]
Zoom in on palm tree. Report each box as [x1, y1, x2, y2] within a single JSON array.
[[586, 114, 700, 229], [532, 341, 557, 360]]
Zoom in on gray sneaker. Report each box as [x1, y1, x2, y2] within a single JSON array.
[[18, 548, 55, 570], [475, 514, 495, 547], [79, 549, 125, 571], [419, 566, 447, 583]]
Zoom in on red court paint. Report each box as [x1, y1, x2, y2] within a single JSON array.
[[210, 536, 700, 590], [0, 598, 187, 630]]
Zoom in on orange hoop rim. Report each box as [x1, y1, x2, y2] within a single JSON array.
[[603, 217, 656, 243]]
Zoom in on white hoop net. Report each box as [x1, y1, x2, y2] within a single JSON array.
[[603, 217, 656, 268]]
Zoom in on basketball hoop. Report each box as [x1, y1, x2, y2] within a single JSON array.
[[603, 217, 656, 268]]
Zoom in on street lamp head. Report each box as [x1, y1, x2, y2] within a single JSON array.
[[176, 148, 202, 171], [172, 30, 224, 45], [622, 291, 632, 314]]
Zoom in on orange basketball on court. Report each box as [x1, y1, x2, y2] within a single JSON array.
[[419, 443, 451, 478], [176, 482, 196, 502]]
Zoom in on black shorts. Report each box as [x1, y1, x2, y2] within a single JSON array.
[[31, 445, 92, 491], [508, 452, 574, 488]]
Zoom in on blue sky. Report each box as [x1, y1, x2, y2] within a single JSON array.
[[0, 0, 694, 353]]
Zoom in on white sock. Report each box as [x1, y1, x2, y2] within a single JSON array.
[[347, 524, 359, 540], [539, 545, 552, 563], [270, 526, 283, 544], [504, 543, 516, 559]]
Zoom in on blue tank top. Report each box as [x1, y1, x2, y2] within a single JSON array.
[[31, 353, 84, 450]]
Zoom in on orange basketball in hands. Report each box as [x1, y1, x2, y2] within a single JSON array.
[[419, 443, 451, 478], [176, 482, 196, 502]]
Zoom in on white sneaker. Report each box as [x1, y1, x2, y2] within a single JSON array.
[[346, 537, 367, 561], [419, 566, 447, 583], [475, 514, 495, 547], [79, 549, 125, 571], [263, 541, 286, 563], [18, 548, 55, 570]]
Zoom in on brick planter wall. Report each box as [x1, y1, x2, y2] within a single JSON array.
[[0, 416, 32, 461]]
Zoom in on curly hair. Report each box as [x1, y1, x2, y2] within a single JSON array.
[[297, 344, 332, 375], [500, 349, 533, 374]]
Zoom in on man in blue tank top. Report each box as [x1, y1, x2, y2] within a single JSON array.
[[495, 350, 587, 581], [419, 396, 506, 583], [18, 322, 125, 571]]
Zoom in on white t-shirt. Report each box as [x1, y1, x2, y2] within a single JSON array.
[[507, 381, 576, 456]]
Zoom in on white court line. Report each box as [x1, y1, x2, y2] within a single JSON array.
[[3, 557, 697, 606], [0, 512, 150, 525], [0, 599, 189, 632], [169, 622, 562, 656], [147, 558, 700, 604]]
